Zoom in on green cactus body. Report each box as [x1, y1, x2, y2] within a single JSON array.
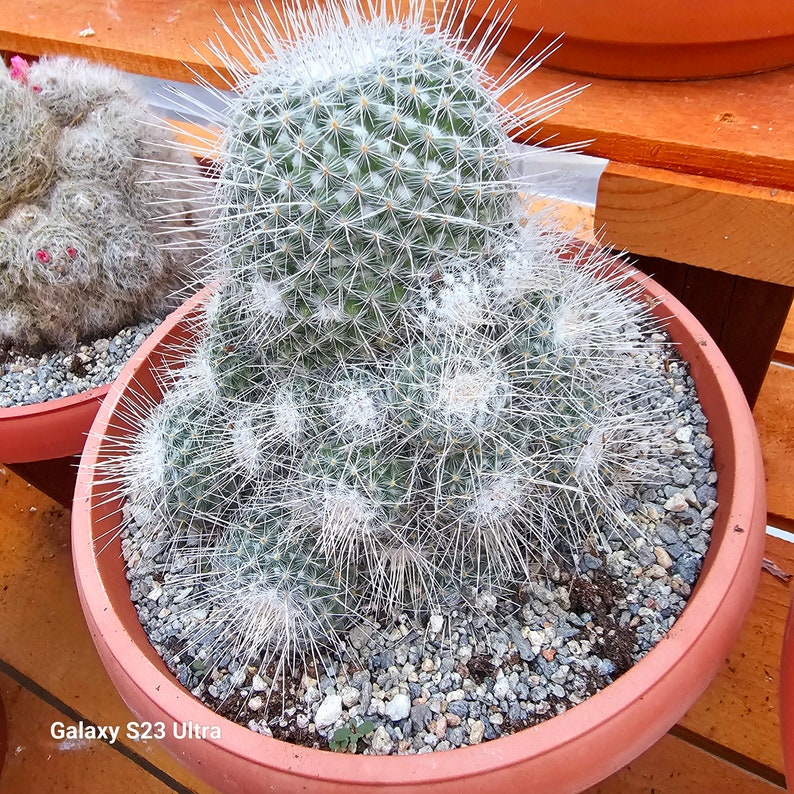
[[209, 11, 521, 370], [205, 518, 355, 662], [118, 0, 668, 691]]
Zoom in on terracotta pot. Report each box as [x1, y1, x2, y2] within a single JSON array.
[[72, 273, 766, 793], [0, 383, 110, 464], [464, 1, 794, 80]]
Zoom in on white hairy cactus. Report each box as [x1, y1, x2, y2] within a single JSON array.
[[0, 55, 207, 353]]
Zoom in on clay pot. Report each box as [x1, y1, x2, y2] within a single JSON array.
[[1, 383, 111, 506], [0, 384, 110, 464], [72, 273, 766, 793], [464, 1, 794, 80]]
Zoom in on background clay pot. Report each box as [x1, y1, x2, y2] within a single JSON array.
[[464, 1, 794, 80], [72, 271, 767, 793], [1, 385, 111, 507], [0, 385, 110, 464]]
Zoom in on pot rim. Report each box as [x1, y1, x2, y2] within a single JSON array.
[[0, 382, 111, 462]]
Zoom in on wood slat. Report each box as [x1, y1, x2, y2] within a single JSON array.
[[775, 306, 794, 365], [587, 733, 784, 794], [0, 469, 215, 794], [0, 674, 175, 793], [754, 363, 794, 524], [506, 59, 794, 193], [676, 533, 793, 775], [594, 162, 794, 286], [0, 0, 247, 85], [2, 0, 794, 191]]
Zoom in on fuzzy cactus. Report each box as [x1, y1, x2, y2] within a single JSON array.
[[117, 1, 667, 693], [0, 56, 206, 352]]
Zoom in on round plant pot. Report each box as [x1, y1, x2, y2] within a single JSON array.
[[0, 383, 110, 464], [72, 272, 766, 793], [465, 1, 794, 80]]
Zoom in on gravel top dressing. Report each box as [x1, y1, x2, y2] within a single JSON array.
[[0, 318, 161, 408], [121, 331, 718, 755]]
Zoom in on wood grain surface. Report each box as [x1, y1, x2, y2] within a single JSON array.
[[1, 0, 793, 190], [595, 163, 794, 285]]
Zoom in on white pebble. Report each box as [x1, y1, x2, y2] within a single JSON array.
[[469, 720, 485, 745], [493, 675, 510, 699], [314, 694, 343, 729], [370, 725, 394, 755], [654, 546, 673, 569], [340, 686, 360, 707], [664, 493, 688, 512], [384, 692, 411, 721]]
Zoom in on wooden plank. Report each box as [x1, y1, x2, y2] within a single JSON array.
[[510, 61, 794, 193], [2, 0, 794, 191], [0, 468, 216, 794], [0, 0, 250, 86], [676, 533, 793, 775], [0, 674, 176, 793], [754, 363, 794, 524], [586, 733, 784, 793], [595, 162, 794, 286], [775, 305, 794, 365]]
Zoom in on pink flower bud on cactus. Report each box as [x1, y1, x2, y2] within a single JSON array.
[[35, 249, 51, 264], [9, 56, 30, 85], [66, 246, 78, 259]]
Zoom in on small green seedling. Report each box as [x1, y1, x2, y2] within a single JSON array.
[[328, 719, 375, 753]]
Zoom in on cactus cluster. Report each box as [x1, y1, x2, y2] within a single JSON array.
[[0, 55, 206, 352], [118, 1, 665, 688]]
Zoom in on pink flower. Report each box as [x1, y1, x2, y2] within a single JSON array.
[[66, 247, 78, 259], [35, 249, 51, 264], [9, 55, 30, 85]]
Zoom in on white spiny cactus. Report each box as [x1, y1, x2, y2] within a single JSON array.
[[112, 0, 670, 698]]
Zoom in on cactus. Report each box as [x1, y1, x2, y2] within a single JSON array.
[[0, 56, 207, 353], [117, 0, 668, 698]]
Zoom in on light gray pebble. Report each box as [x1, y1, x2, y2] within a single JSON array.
[[384, 692, 411, 722], [1, 319, 159, 408]]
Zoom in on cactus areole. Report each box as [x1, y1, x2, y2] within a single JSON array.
[[73, 1, 766, 790]]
